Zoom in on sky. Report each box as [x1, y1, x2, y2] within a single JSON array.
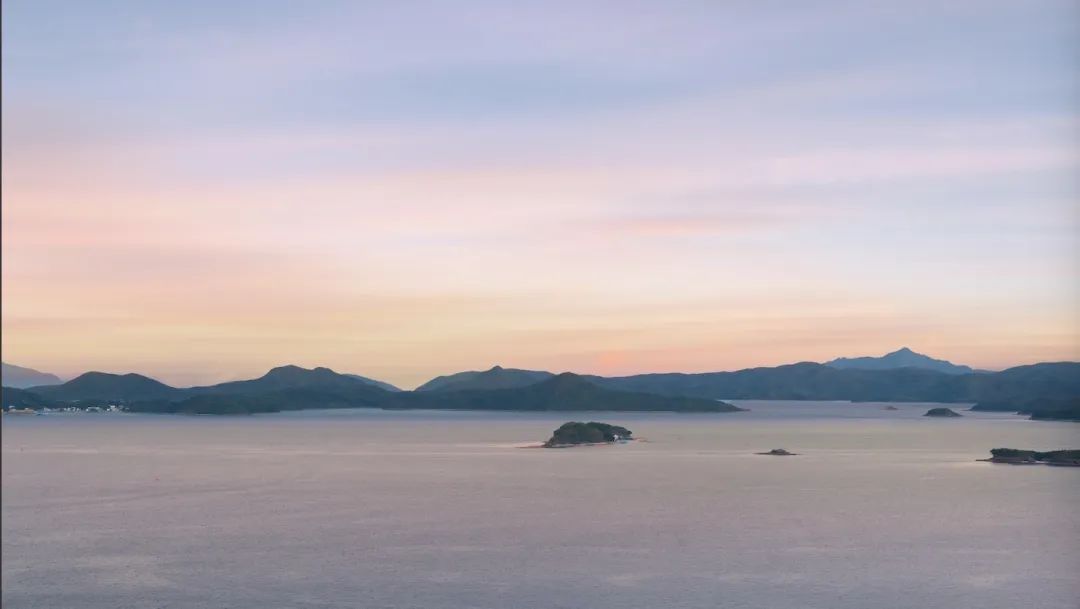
[[2, 0, 1078, 389]]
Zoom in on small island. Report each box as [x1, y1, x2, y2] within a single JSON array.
[[979, 448, 1080, 466], [883, 405, 899, 411], [924, 407, 962, 417], [543, 421, 632, 448], [756, 448, 797, 456]]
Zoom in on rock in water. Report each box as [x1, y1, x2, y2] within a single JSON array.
[[924, 407, 962, 417], [756, 448, 797, 456]]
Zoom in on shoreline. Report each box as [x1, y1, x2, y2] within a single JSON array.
[[978, 458, 1080, 467], [519, 438, 643, 449]]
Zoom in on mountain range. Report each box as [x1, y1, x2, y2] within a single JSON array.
[[8, 366, 738, 415], [589, 361, 1080, 404], [3, 349, 1078, 418], [395, 373, 741, 412]]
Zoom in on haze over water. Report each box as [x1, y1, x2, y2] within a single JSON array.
[[4, 402, 1077, 609]]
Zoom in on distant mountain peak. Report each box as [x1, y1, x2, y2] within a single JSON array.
[[30, 370, 178, 401], [825, 348, 973, 375], [541, 372, 604, 393], [416, 366, 555, 392], [73, 371, 155, 382], [265, 364, 308, 375], [229, 365, 401, 393], [262, 365, 341, 380], [2, 362, 63, 389]]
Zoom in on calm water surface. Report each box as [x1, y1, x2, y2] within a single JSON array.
[[3, 402, 1078, 609]]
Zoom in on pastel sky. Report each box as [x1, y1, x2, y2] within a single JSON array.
[[3, 1, 1078, 388]]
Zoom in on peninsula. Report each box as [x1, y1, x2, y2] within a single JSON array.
[[979, 449, 1080, 466]]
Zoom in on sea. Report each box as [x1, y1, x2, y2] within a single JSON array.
[[2, 401, 1078, 609]]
